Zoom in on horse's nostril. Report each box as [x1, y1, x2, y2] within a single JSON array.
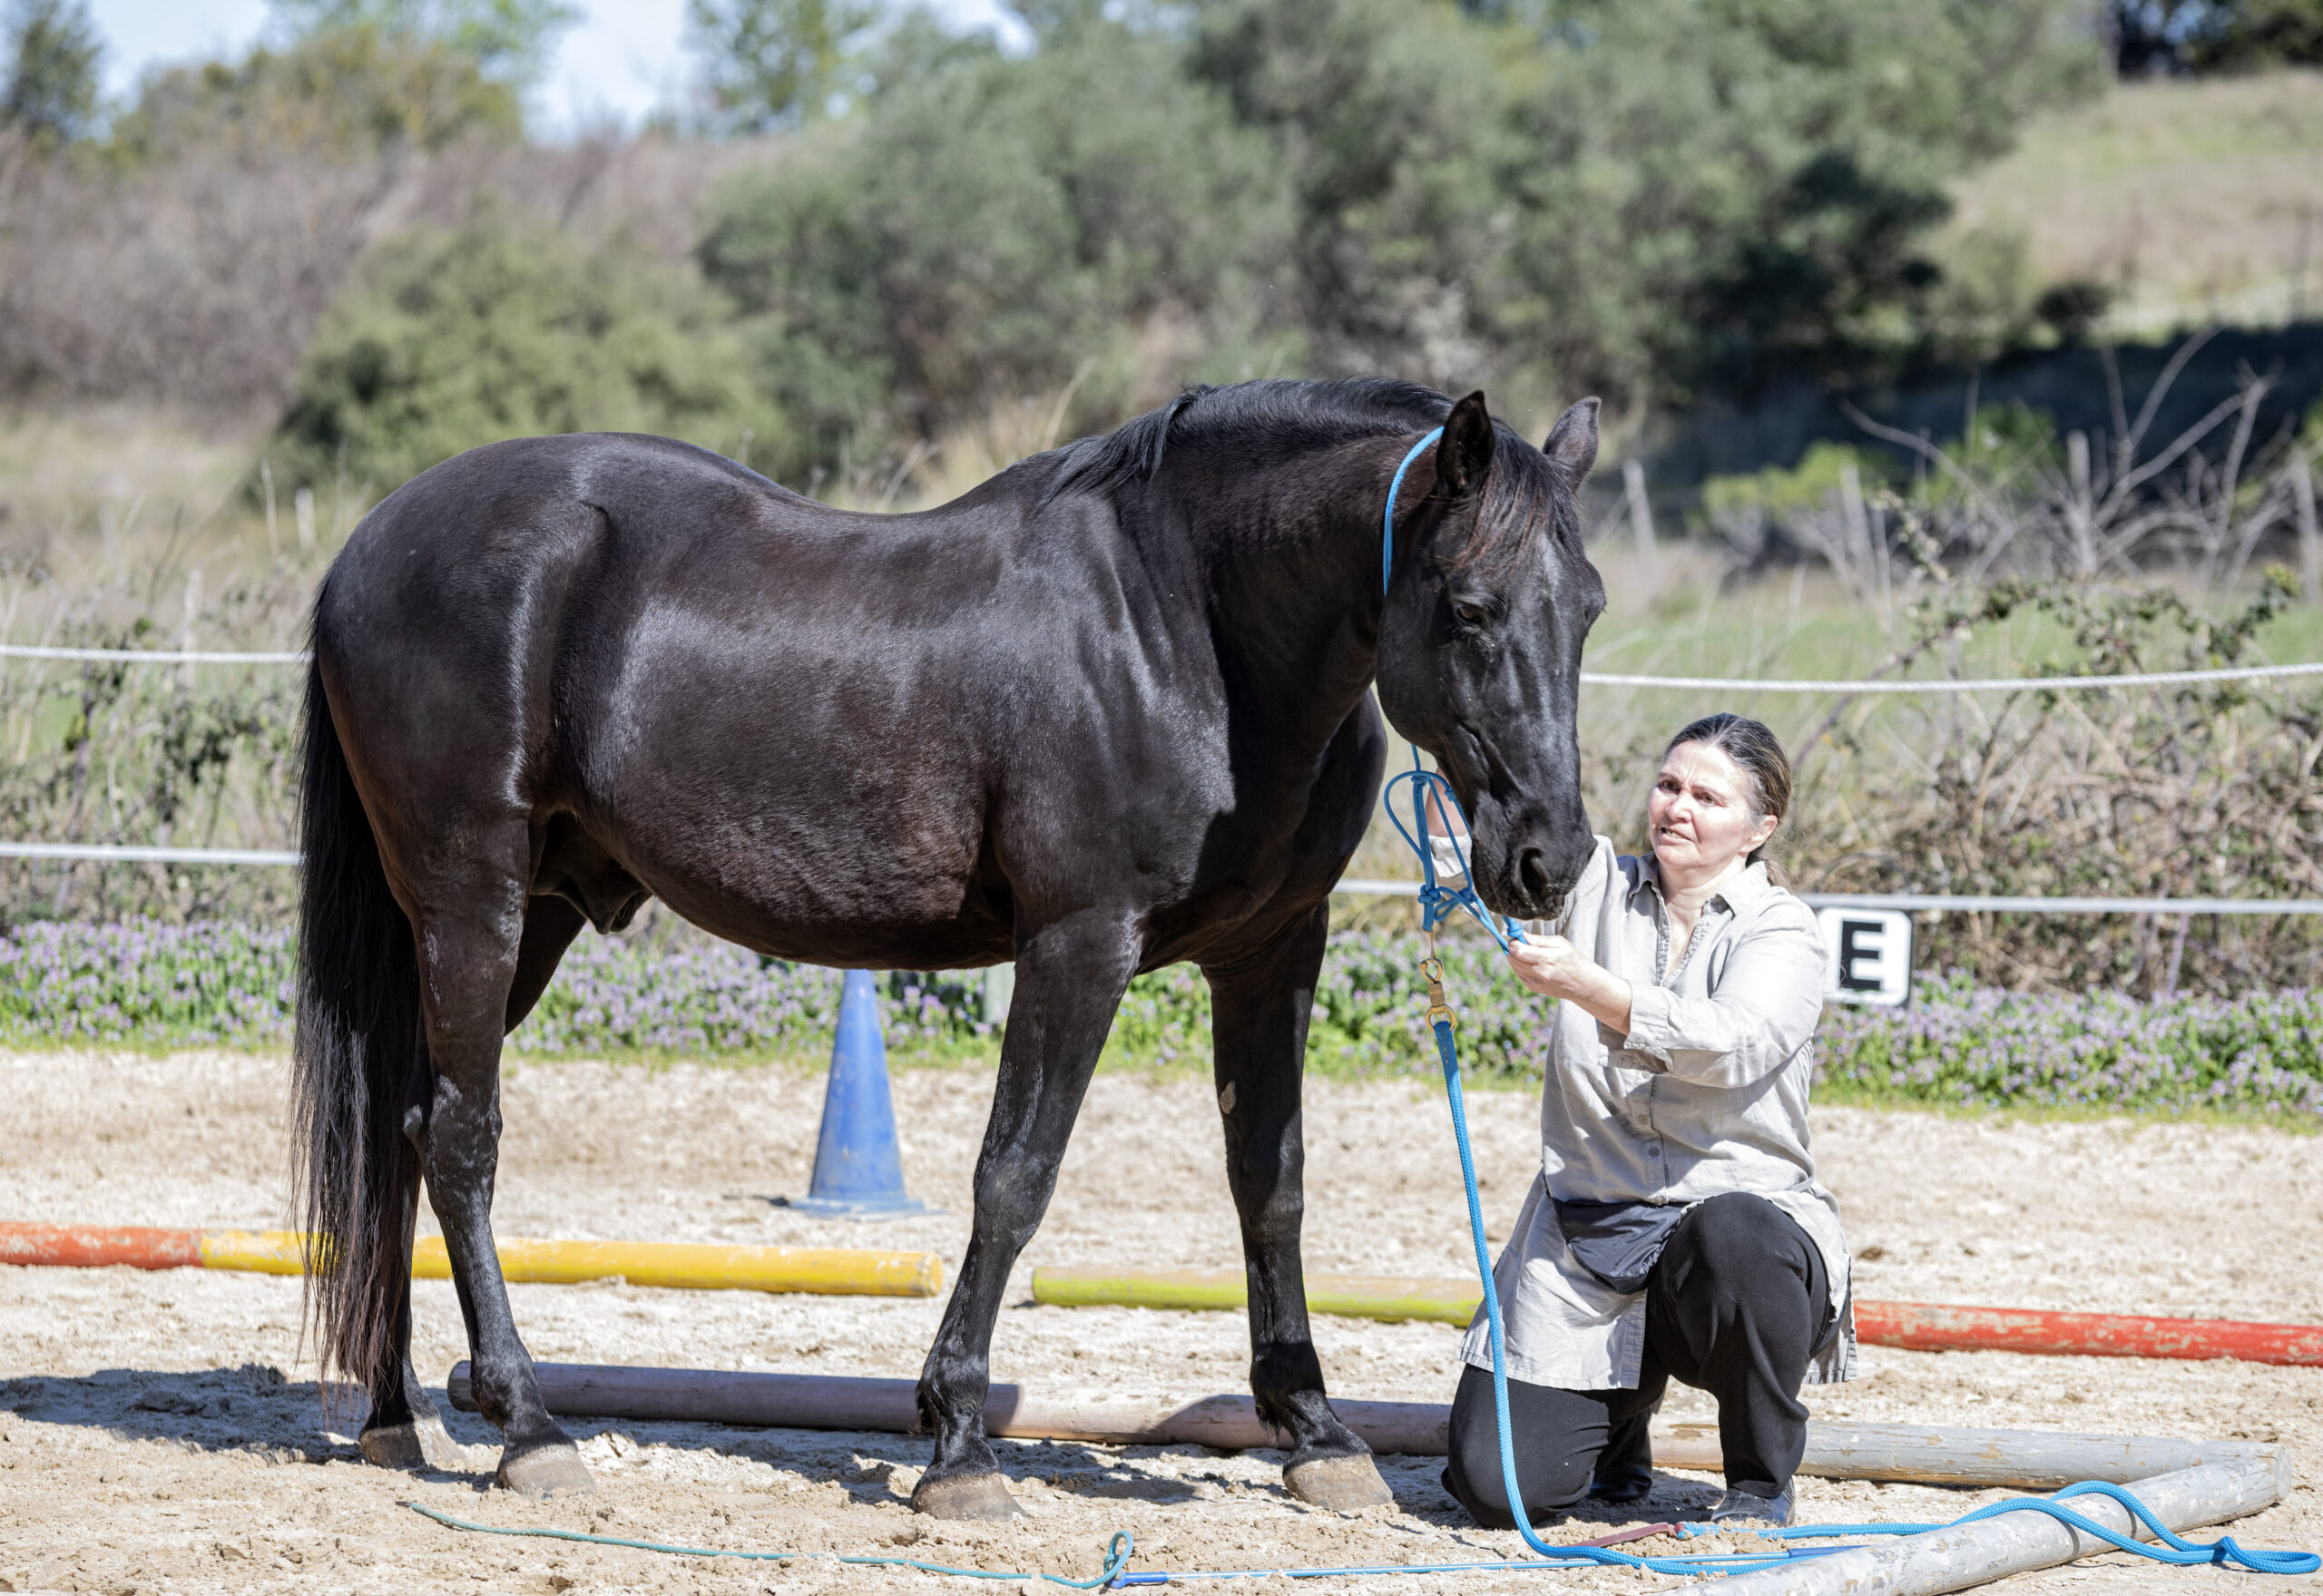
[[1518, 848, 1551, 901]]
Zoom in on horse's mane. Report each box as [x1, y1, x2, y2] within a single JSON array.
[[1047, 377, 1575, 572], [1050, 377, 1448, 499]]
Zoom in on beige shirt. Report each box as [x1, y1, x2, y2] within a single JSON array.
[[1453, 836, 1856, 1391]]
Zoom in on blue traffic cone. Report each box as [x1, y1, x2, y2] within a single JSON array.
[[785, 970, 931, 1219]]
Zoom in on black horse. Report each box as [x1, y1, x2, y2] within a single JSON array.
[[293, 377, 1604, 1517]]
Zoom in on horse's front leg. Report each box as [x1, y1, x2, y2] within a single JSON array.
[[913, 910, 1140, 1520], [1206, 906, 1394, 1510]]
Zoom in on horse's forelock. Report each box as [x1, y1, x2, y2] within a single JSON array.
[[1449, 433, 1577, 584]]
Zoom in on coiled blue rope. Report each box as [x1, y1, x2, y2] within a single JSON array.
[[1733, 1482, 2319, 1572]]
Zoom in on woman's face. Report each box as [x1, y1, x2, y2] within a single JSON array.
[[1648, 740, 1778, 879]]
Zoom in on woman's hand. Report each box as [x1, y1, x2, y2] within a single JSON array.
[[1509, 937, 1634, 1036]]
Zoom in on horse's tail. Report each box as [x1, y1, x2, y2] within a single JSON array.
[[290, 654, 421, 1395]]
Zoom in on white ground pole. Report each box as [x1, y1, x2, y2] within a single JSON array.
[[1664, 1455, 2289, 1596]]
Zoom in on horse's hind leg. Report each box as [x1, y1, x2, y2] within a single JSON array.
[[364, 893, 583, 1475], [913, 912, 1141, 1519], [412, 864, 593, 1497], [1205, 906, 1394, 1510], [357, 1045, 470, 1472]]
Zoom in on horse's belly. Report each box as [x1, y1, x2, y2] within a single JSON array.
[[573, 788, 1010, 970], [646, 869, 1011, 971]]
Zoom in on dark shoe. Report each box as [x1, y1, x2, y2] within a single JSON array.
[[1708, 1486, 1792, 1528]]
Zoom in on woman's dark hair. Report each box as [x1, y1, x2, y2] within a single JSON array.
[[1663, 712, 1792, 868]]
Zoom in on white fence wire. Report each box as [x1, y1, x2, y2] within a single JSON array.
[[7, 644, 2321, 913], [0, 644, 311, 664], [5, 849, 2316, 914], [1331, 880, 2323, 915], [8, 640, 2323, 694]]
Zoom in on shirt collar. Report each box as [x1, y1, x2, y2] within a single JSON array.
[[1631, 853, 1773, 914]]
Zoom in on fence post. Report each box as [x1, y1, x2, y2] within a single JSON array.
[[2295, 458, 2319, 603], [1622, 458, 1655, 558], [178, 571, 201, 692]]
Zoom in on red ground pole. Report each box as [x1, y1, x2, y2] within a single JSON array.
[[5, 1222, 2320, 1367], [1855, 1300, 2323, 1366], [0, 1221, 203, 1270]]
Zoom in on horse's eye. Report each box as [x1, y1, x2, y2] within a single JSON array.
[[1453, 602, 1490, 631]]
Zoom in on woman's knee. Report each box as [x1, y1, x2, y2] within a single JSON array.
[[1686, 1192, 1797, 1248], [1669, 1194, 1808, 1282], [1445, 1365, 1597, 1526]]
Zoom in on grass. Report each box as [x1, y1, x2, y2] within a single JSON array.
[[1807, 1080, 2323, 1132], [1945, 66, 2323, 335]]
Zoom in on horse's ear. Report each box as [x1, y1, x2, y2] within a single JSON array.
[[1542, 397, 1600, 487], [1435, 391, 1495, 500]]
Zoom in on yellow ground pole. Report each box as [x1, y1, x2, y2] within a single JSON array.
[[1030, 1266, 1478, 1325], [196, 1230, 308, 1275], [194, 1229, 942, 1296]]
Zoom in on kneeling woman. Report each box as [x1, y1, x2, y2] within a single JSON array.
[[1440, 713, 1852, 1530]]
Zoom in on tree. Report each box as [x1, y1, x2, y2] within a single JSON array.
[[2, 0, 101, 149], [1186, 0, 2103, 407], [109, 27, 522, 162], [2191, 0, 2323, 64], [269, 0, 579, 84], [2105, 0, 2323, 71], [684, 0, 878, 134], [697, 13, 1289, 445]]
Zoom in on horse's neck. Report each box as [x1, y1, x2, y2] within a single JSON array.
[[1191, 474, 1387, 756]]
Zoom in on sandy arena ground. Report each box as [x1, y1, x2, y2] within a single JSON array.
[[3, 1048, 2319, 1594]]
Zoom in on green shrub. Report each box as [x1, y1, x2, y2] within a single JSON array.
[[10, 921, 2318, 1124], [274, 221, 790, 494], [1819, 971, 2323, 1118], [1701, 441, 1892, 528]]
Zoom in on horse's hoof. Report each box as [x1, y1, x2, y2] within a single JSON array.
[[911, 1471, 1024, 1520], [497, 1440, 596, 1498], [359, 1412, 470, 1472], [1284, 1453, 1394, 1511]]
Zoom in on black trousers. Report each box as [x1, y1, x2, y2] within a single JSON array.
[[1443, 1191, 1831, 1528]]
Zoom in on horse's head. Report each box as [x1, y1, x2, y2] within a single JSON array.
[[1375, 391, 1604, 921]]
